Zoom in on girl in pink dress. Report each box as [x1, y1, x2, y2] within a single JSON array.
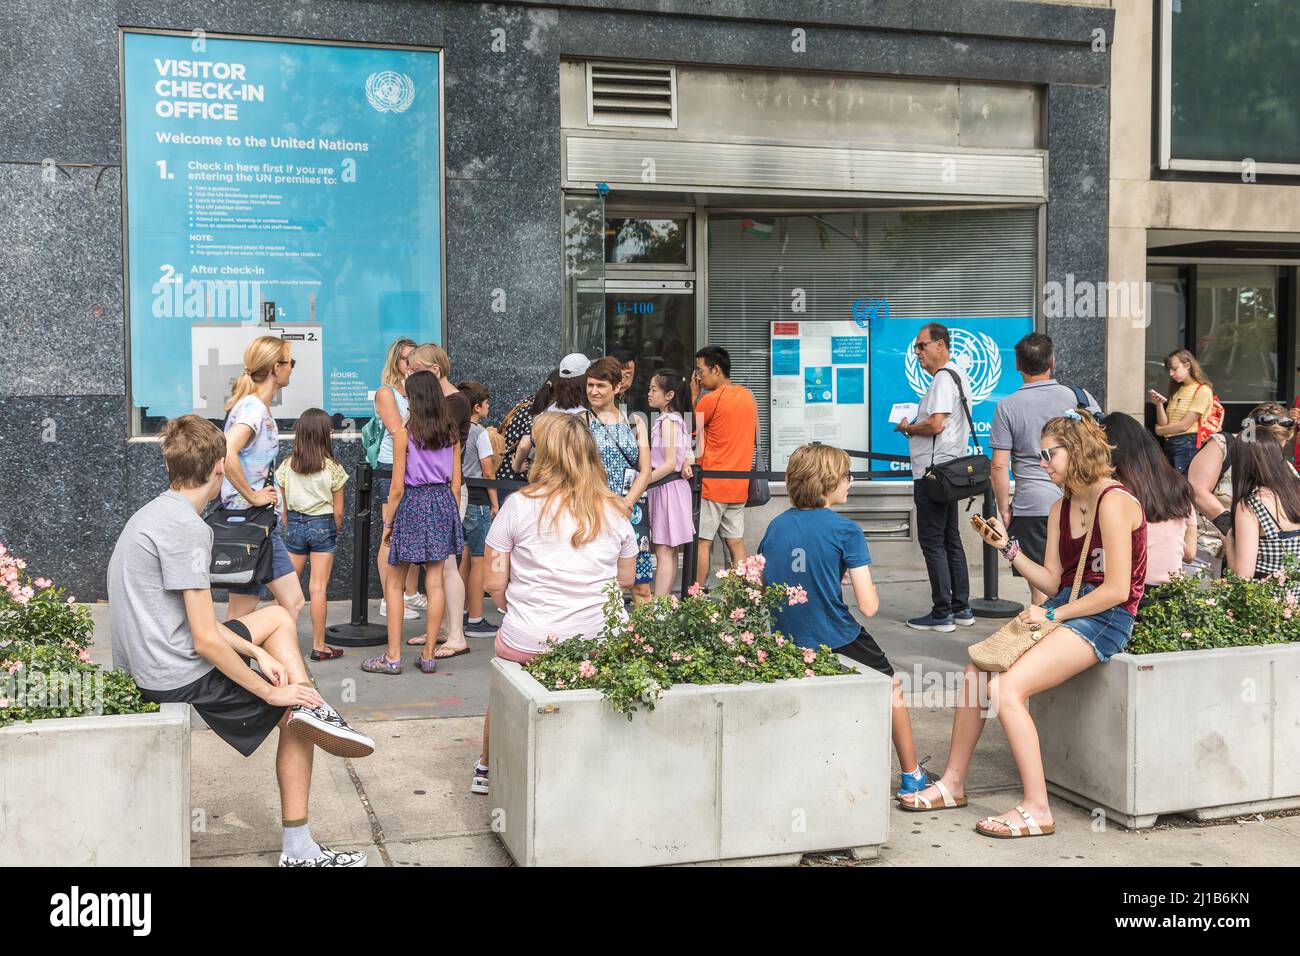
[[646, 369, 696, 595]]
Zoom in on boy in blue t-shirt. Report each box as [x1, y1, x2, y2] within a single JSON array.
[[759, 443, 930, 801]]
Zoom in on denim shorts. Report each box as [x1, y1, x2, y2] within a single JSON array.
[[462, 503, 493, 558], [282, 511, 338, 556], [1042, 582, 1134, 663], [226, 519, 296, 597]]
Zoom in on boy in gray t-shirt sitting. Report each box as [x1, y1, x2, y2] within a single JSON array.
[[108, 414, 375, 867]]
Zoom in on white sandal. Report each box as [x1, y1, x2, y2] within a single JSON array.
[[898, 778, 968, 812], [976, 804, 1056, 838]]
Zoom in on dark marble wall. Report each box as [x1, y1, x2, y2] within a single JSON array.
[[0, 0, 1113, 599]]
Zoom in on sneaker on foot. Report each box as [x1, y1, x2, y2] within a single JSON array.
[[896, 757, 933, 800], [471, 761, 489, 795], [952, 608, 976, 626], [278, 844, 368, 867], [906, 613, 956, 633], [379, 598, 418, 620], [287, 703, 376, 758], [405, 592, 428, 610], [464, 617, 497, 638]]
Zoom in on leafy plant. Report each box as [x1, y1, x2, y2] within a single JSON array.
[[1130, 557, 1300, 654], [523, 555, 854, 719], [0, 542, 158, 727]]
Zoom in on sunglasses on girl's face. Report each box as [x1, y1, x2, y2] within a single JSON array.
[[1039, 445, 1065, 463], [276, 359, 297, 369]]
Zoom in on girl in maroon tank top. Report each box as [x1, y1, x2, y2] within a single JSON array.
[[901, 410, 1147, 842]]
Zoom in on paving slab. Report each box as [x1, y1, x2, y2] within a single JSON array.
[[189, 727, 374, 860]]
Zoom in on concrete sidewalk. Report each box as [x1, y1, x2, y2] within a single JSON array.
[[83, 571, 1300, 866]]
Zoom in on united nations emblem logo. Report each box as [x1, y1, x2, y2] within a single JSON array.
[[365, 71, 416, 113], [905, 328, 1002, 405]]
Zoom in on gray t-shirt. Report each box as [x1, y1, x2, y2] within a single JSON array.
[[908, 362, 974, 478], [990, 380, 1102, 516], [107, 490, 215, 692]]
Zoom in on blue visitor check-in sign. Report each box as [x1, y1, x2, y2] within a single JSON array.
[[121, 31, 442, 420], [870, 316, 1034, 478]]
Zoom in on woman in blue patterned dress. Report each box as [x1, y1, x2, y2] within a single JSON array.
[[584, 356, 654, 603]]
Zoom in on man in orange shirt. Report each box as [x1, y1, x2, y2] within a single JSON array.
[[691, 346, 757, 587]]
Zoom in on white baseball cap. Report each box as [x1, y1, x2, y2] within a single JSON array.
[[559, 353, 591, 379]]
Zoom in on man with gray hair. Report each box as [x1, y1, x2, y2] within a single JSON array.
[[897, 322, 974, 633]]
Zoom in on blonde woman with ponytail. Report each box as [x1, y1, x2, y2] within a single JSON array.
[[470, 413, 637, 796], [221, 335, 305, 623], [902, 412, 1147, 841]]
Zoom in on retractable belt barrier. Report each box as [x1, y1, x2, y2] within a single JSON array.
[[329, 444, 1012, 647]]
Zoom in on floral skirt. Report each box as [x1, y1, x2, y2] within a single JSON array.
[[388, 483, 464, 566]]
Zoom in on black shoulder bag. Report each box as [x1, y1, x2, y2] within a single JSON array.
[[921, 368, 991, 505], [206, 479, 278, 587]]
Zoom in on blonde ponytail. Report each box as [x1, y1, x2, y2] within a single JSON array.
[[224, 336, 286, 412]]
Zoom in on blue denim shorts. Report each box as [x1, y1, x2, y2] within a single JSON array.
[[282, 511, 338, 556], [227, 519, 296, 597], [462, 503, 493, 557], [1042, 582, 1134, 662]]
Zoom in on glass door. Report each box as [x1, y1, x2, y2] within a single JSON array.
[[604, 279, 695, 419]]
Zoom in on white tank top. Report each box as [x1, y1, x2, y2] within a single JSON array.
[[377, 386, 410, 466]]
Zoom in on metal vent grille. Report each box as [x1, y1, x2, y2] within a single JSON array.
[[587, 63, 677, 129]]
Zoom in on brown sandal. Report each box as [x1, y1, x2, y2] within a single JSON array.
[[898, 779, 967, 812], [976, 805, 1055, 838]]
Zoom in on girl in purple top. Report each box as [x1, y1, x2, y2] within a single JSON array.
[[366, 371, 464, 675], [646, 369, 696, 595]]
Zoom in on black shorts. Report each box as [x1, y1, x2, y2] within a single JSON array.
[[832, 627, 894, 677], [1008, 515, 1050, 577], [140, 619, 286, 757]]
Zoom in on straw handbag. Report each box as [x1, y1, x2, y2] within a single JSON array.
[[967, 518, 1095, 672]]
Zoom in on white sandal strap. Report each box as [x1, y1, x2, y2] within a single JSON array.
[[1015, 805, 1043, 835], [934, 779, 956, 808], [912, 793, 933, 809]]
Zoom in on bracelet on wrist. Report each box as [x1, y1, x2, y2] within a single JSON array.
[[1000, 537, 1021, 563]]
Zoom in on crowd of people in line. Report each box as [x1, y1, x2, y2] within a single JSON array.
[[103, 323, 1300, 860]]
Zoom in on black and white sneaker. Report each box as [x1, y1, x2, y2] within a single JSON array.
[[278, 844, 368, 867], [286, 702, 375, 758], [470, 761, 489, 795]]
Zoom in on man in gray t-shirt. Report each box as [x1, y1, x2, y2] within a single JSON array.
[[897, 324, 974, 632], [107, 414, 375, 867], [989, 332, 1100, 602], [109, 490, 216, 690]]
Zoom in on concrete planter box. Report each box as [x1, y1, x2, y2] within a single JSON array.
[[0, 704, 191, 866], [489, 658, 891, 866], [1030, 644, 1300, 830]]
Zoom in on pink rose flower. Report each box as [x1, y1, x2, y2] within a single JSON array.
[[33, 577, 51, 589], [671, 651, 682, 662], [721, 634, 735, 645], [14, 559, 25, 570], [775, 635, 785, 647], [735, 655, 746, 664], [757, 649, 768, 663], [642, 644, 654, 654], [739, 631, 754, 645], [729, 608, 745, 621], [554, 679, 566, 688], [802, 648, 817, 664], [746, 588, 762, 603], [78, 649, 92, 663], [787, 585, 809, 606], [578, 660, 597, 679], [804, 668, 815, 678], [1205, 598, 1217, 606]]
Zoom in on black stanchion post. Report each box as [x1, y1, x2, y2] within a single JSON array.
[[681, 473, 701, 600], [969, 486, 1024, 618], [325, 462, 388, 647]]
